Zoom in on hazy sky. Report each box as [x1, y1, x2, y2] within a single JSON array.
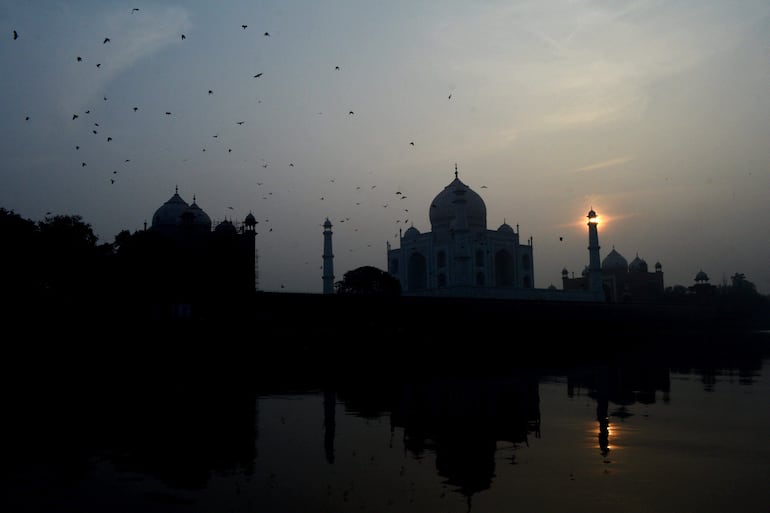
[[2, 1, 769, 294]]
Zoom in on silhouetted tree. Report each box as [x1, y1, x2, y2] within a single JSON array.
[[335, 266, 401, 296], [0, 208, 42, 296], [37, 214, 104, 296]]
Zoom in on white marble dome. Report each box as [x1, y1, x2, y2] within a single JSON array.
[[429, 176, 487, 231]]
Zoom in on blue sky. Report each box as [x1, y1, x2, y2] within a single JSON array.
[[2, 1, 769, 293]]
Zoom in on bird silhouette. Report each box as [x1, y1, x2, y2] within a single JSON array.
[[335, 66, 340, 70], [82, 162, 87, 167], [165, 111, 171, 115], [409, 141, 414, 146], [264, 32, 270, 36], [236, 121, 245, 125], [25, 116, 29, 121], [181, 34, 186, 40], [242, 25, 248, 29], [107, 137, 112, 142], [13, 30, 18, 40], [253, 73, 262, 78], [349, 110, 354, 115], [96, 63, 101, 68], [208, 90, 213, 95], [103, 37, 110, 44], [72, 114, 78, 120], [133, 107, 138, 112], [131, 8, 139, 13], [448, 93, 452, 100], [76, 56, 82, 62]]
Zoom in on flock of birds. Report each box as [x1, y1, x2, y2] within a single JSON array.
[[10, 14, 459, 234], [10, 12, 567, 290]]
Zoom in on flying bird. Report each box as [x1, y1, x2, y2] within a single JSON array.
[[131, 8, 139, 13], [208, 90, 213, 95], [242, 25, 248, 29], [107, 137, 112, 142], [165, 111, 171, 115], [103, 37, 110, 44], [349, 110, 354, 115], [76, 56, 82, 62], [264, 32, 270, 36], [409, 141, 414, 146], [133, 107, 138, 112], [96, 63, 101, 68], [236, 121, 245, 125], [448, 93, 452, 100], [25, 116, 29, 121], [181, 34, 186, 40], [335, 66, 340, 70], [13, 30, 18, 40], [72, 114, 79, 120], [253, 73, 262, 78]]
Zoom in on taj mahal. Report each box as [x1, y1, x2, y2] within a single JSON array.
[[315, 166, 661, 303], [376, 167, 608, 302]]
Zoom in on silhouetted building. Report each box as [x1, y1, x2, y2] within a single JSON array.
[[562, 243, 665, 303], [322, 218, 334, 294], [147, 188, 258, 297], [386, 166, 603, 301], [689, 269, 717, 296]]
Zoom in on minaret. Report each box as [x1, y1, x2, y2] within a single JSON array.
[[322, 218, 335, 294], [587, 209, 602, 293]]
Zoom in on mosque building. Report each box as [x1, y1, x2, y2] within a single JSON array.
[[384, 167, 604, 302], [561, 244, 665, 303], [149, 187, 259, 295]]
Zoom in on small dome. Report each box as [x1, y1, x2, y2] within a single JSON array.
[[215, 219, 238, 235], [561, 268, 569, 276], [244, 212, 256, 226], [497, 222, 514, 234], [403, 226, 420, 240], [602, 247, 628, 272], [429, 175, 487, 231], [655, 261, 662, 271], [323, 218, 332, 228], [629, 254, 648, 273], [184, 200, 212, 231], [695, 270, 710, 282], [151, 190, 189, 229]]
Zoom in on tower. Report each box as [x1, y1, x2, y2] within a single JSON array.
[[587, 209, 603, 294], [322, 218, 335, 294], [243, 212, 258, 291]]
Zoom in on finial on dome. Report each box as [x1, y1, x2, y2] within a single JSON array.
[[193, 194, 196, 202], [175, 185, 178, 194], [454, 162, 458, 179]]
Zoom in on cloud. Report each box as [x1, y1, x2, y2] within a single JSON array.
[[429, 0, 769, 135], [52, 5, 192, 113], [570, 156, 633, 173]]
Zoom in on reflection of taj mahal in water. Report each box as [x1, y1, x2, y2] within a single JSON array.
[[381, 167, 664, 303]]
